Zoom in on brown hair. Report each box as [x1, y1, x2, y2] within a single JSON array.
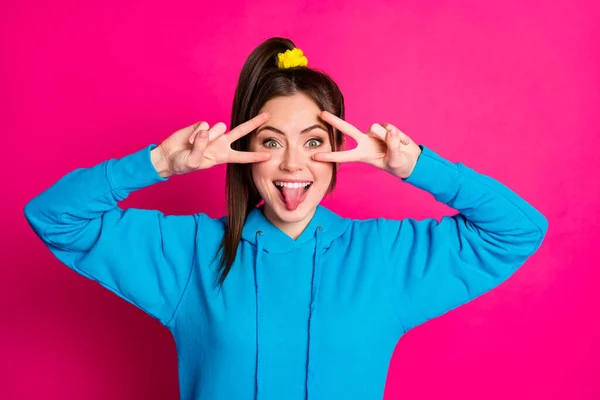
[[214, 37, 345, 286]]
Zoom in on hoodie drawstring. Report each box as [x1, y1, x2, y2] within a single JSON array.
[[253, 226, 323, 400], [254, 230, 264, 400], [305, 226, 323, 400]]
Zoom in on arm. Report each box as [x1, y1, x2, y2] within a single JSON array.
[[379, 145, 548, 332], [24, 145, 201, 326]]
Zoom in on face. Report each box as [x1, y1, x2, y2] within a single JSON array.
[[249, 92, 334, 236]]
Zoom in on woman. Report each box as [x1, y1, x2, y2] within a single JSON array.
[[24, 37, 548, 400]]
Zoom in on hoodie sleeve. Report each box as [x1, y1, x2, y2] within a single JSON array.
[[24, 144, 200, 326], [378, 145, 548, 332]]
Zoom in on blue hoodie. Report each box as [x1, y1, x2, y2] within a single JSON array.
[[24, 143, 548, 400]]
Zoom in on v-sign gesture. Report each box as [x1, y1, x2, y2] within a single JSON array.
[[313, 111, 422, 179], [152, 113, 273, 178]]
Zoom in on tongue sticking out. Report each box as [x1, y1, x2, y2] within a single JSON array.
[[280, 186, 308, 211]]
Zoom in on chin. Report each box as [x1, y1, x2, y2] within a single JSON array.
[[270, 201, 316, 222]]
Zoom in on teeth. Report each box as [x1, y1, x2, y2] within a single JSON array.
[[274, 181, 312, 188]]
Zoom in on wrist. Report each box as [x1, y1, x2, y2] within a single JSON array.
[[150, 146, 172, 178], [397, 145, 423, 180]]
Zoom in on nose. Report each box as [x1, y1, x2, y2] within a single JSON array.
[[279, 146, 306, 172]]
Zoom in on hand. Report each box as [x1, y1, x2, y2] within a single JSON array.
[[312, 111, 422, 179], [151, 113, 272, 178]]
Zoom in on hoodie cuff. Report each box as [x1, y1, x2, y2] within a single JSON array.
[[402, 144, 461, 202], [107, 144, 169, 200]]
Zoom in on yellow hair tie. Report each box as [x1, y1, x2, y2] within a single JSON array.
[[276, 48, 308, 69]]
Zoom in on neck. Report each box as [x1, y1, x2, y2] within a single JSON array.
[[263, 206, 317, 240]]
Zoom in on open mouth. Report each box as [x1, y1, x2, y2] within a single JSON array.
[[272, 181, 313, 210], [273, 181, 313, 193]]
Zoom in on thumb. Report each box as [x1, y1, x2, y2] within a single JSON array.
[[385, 128, 403, 159], [187, 129, 210, 168], [189, 121, 210, 144]]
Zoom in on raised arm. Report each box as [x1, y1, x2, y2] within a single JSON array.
[[24, 144, 201, 326], [24, 114, 272, 326], [378, 145, 548, 332]]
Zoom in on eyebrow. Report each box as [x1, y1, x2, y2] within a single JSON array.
[[256, 124, 328, 136]]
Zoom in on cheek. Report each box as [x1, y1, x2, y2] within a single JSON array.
[[251, 161, 275, 186], [251, 164, 264, 185], [313, 162, 333, 183]]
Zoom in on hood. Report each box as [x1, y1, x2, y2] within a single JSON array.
[[241, 204, 351, 252], [238, 204, 351, 399]]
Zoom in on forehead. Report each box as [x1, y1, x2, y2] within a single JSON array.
[[258, 93, 322, 126]]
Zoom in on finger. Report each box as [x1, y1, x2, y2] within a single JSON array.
[[207, 122, 227, 141], [312, 149, 358, 163], [383, 123, 411, 145], [192, 122, 228, 144], [367, 123, 387, 141], [189, 121, 210, 144], [398, 130, 411, 145], [228, 112, 271, 142], [228, 150, 272, 164], [319, 111, 363, 141]]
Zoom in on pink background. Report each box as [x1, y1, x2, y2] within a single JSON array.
[[2, 0, 599, 399]]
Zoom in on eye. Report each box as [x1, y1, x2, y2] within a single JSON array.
[[306, 138, 323, 148], [262, 139, 280, 149]]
